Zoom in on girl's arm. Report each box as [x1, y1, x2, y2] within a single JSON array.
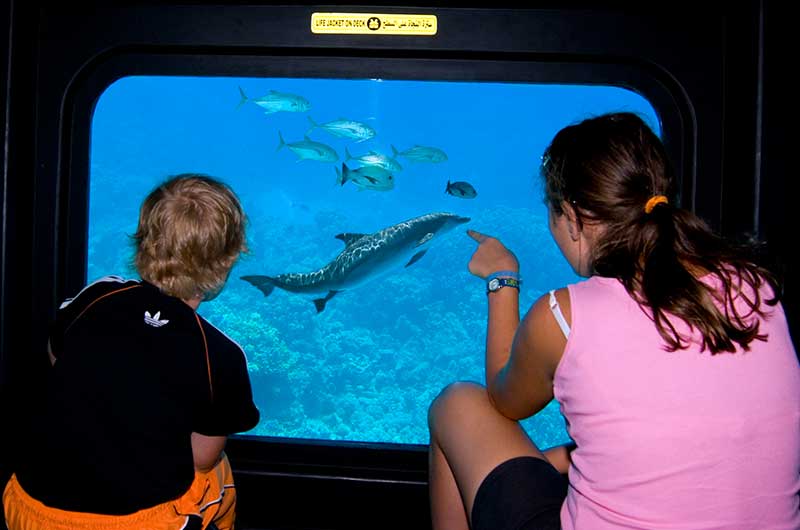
[[488, 288, 569, 419], [466, 229, 570, 420]]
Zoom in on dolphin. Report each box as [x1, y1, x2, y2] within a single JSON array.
[[241, 212, 470, 313]]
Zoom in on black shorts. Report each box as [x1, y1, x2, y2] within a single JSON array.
[[471, 456, 568, 530]]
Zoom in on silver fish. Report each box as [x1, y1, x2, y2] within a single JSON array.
[[391, 144, 448, 163], [335, 163, 394, 191], [237, 86, 311, 114], [307, 117, 377, 142], [344, 147, 403, 172], [241, 212, 471, 312], [277, 132, 338, 162]]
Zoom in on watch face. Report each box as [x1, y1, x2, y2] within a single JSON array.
[[488, 278, 500, 291]]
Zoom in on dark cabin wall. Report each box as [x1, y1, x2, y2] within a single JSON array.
[[0, 2, 795, 529], [760, 2, 796, 341], [716, 0, 796, 341], [1, 0, 41, 486]]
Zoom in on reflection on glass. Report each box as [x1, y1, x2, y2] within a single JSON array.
[[89, 76, 660, 446]]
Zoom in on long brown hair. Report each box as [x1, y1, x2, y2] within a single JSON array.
[[541, 112, 779, 353]]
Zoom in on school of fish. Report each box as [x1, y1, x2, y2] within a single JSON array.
[[237, 85, 477, 197]]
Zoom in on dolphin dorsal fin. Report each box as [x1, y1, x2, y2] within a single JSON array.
[[335, 233, 367, 246], [415, 232, 434, 247]]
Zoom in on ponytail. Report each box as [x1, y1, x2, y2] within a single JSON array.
[[633, 201, 776, 353]]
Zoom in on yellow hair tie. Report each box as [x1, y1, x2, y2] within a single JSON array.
[[644, 195, 668, 214]]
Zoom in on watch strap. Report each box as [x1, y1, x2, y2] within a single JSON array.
[[486, 270, 521, 282], [486, 276, 521, 294]]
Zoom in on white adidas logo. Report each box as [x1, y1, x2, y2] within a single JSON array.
[[144, 310, 169, 328]]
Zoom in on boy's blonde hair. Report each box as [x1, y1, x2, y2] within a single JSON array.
[[133, 174, 247, 301]]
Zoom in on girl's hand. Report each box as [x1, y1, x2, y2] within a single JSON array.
[[466, 229, 520, 279]]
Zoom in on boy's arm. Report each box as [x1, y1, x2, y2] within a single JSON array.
[[191, 432, 227, 472], [47, 340, 57, 365]]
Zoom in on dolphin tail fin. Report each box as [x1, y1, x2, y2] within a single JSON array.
[[236, 86, 248, 110], [277, 131, 285, 152], [241, 275, 276, 297], [338, 163, 351, 186], [391, 144, 400, 158], [313, 290, 339, 313]]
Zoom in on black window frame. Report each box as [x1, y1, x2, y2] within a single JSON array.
[[4, 3, 772, 528]]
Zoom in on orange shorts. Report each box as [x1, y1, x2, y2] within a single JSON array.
[[3, 453, 237, 530]]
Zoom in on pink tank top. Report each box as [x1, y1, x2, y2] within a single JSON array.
[[554, 275, 800, 530]]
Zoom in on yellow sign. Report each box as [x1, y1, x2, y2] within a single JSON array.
[[311, 12, 437, 36]]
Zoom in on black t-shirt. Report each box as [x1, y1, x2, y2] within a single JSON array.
[[15, 276, 260, 514]]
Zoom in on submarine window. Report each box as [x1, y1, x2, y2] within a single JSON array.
[[88, 75, 660, 445]]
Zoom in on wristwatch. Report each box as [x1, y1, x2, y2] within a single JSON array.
[[486, 276, 521, 294]]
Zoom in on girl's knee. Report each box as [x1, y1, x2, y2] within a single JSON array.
[[428, 381, 488, 429]]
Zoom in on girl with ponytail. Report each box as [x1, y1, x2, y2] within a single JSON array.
[[428, 112, 799, 530]]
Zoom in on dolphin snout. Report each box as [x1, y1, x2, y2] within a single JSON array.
[[456, 216, 471, 224]]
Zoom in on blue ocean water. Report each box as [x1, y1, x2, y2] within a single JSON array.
[[89, 76, 659, 447]]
